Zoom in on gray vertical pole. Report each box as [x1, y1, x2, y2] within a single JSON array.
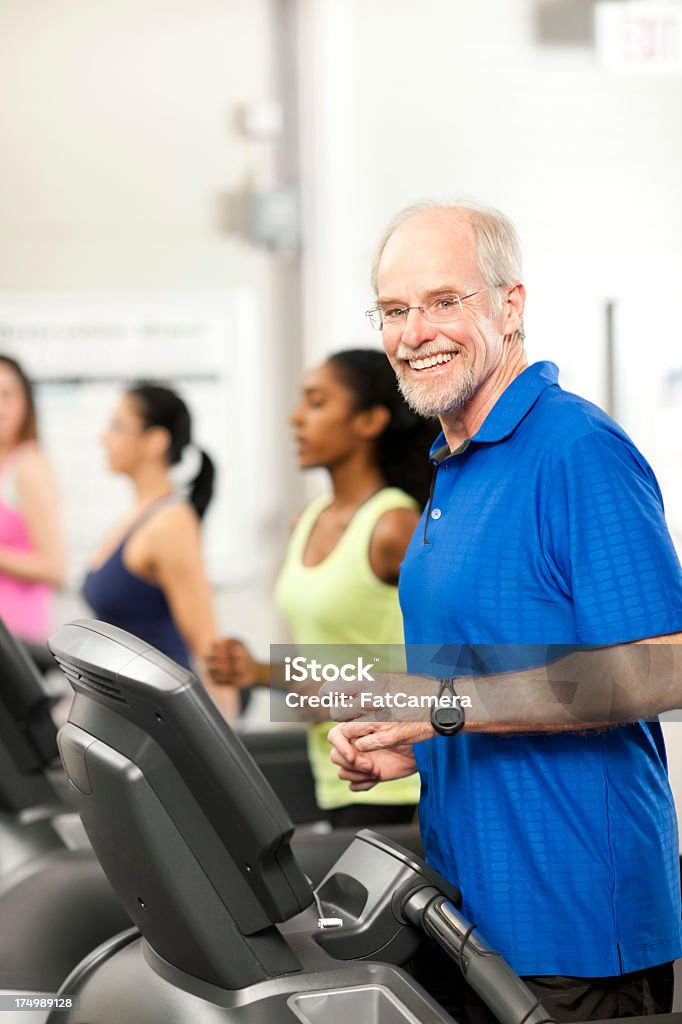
[[273, 0, 301, 189], [605, 300, 616, 419], [270, 0, 303, 520], [270, 0, 303, 337]]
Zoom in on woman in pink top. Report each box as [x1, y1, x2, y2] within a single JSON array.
[[0, 355, 65, 642]]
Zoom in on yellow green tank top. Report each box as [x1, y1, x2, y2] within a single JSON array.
[[274, 487, 420, 810]]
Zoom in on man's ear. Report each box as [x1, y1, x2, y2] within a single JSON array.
[[502, 282, 526, 336], [353, 404, 391, 440]]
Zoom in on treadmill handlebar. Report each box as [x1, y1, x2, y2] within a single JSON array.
[[403, 886, 556, 1024]]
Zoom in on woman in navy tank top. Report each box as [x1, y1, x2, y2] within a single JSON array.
[[83, 384, 221, 684]]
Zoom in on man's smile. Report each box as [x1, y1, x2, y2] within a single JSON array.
[[407, 351, 459, 372]]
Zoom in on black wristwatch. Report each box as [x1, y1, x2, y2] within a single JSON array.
[[430, 677, 465, 736]]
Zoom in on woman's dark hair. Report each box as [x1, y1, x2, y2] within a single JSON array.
[[327, 349, 437, 507], [127, 383, 215, 519], [0, 354, 38, 443]]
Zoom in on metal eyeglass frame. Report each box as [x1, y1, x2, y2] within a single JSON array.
[[365, 288, 490, 331]]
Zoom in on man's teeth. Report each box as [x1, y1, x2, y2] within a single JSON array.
[[409, 352, 456, 371]]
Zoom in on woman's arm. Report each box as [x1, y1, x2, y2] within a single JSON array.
[[148, 504, 216, 657], [0, 447, 66, 586], [147, 504, 237, 718], [369, 506, 420, 584]]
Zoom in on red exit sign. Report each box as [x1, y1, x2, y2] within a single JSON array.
[[595, 2, 682, 72]]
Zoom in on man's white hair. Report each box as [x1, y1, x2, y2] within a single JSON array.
[[371, 198, 524, 328]]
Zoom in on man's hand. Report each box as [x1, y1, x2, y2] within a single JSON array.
[[330, 720, 436, 752], [328, 722, 421, 790], [206, 637, 257, 689]]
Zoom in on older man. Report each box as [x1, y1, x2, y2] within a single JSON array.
[[328, 201, 682, 1022]]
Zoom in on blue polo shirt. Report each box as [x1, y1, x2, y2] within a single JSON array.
[[400, 361, 682, 977]]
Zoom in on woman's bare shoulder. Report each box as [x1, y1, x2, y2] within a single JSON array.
[[14, 444, 57, 489], [143, 499, 201, 542]]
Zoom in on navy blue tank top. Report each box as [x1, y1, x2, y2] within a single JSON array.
[[83, 498, 192, 669]]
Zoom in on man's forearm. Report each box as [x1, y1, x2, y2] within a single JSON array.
[[459, 643, 682, 731], [332, 642, 682, 734]]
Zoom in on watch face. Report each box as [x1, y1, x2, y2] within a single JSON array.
[[432, 704, 465, 734]]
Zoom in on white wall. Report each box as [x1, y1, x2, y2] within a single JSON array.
[[299, 0, 682, 385], [0, 0, 302, 658]]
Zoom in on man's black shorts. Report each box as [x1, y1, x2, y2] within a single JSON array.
[[409, 940, 674, 1023]]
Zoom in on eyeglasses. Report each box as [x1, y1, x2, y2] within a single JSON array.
[[365, 288, 489, 331]]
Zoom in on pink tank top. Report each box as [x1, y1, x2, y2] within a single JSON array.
[[0, 444, 53, 642]]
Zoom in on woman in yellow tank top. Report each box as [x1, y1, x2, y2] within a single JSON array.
[[209, 349, 435, 827]]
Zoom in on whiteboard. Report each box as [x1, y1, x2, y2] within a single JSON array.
[[0, 289, 260, 588]]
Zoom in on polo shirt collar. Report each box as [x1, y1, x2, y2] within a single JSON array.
[[429, 361, 559, 460]]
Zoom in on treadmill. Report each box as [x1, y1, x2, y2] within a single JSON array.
[[0, 613, 416, 992], [0, 618, 131, 994], [44, 619, 557, 1024]]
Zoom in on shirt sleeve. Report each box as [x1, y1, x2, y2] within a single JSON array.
[[542, 423, 682, 645]]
